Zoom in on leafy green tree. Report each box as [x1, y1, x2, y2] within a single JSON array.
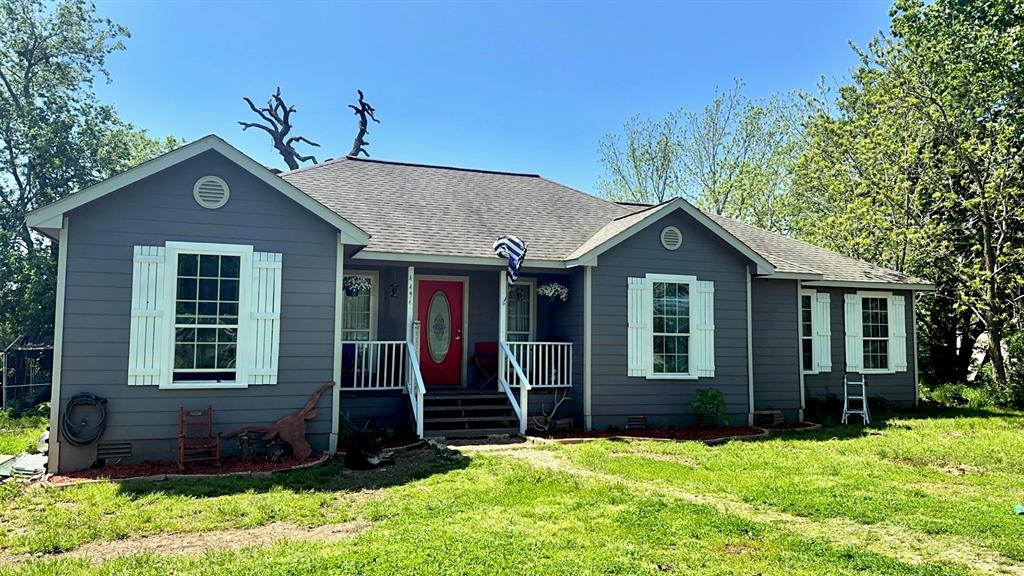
[[597, 81, 802, 233], [680, 80, 803, 233], [0, 0, 179, 345], [794, 0, 1024, 393], [597, 111, 684, 204]]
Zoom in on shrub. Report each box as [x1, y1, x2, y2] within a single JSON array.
[[920, 382, 999, 409], [690, 388, 728, 427]]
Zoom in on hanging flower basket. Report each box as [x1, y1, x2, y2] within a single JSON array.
[[538, 282, 569, 302], [343, 276, 372, 296]]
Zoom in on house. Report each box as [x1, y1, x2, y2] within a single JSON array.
[[26, 135, 933, 473]]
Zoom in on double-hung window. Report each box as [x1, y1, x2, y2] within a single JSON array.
[[843, 291, 908, 374], [801, 293, 814, 372], [861, 296, 890, 370], [173, 252, 242, 383], [801, 288, 831, 374], [127, 241, 282, 388], [342, 272, 377, 341], [506, 279, 536, 342], [627, 273, 715, 379], [652, 280, 691, 375]]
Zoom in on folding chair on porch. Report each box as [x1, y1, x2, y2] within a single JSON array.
[[841, 374, 870, 425]]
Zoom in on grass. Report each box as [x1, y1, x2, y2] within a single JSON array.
[[0, 410, 46, 455], [0, 407, 1022, 575]]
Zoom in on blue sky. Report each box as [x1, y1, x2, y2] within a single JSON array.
[[93, 0, 890, 192]]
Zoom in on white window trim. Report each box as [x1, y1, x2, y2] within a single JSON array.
[[857, 290, 897, 375], [506, 277, 537, 342], [645, 273, 698, 380], [341, 270, 379, 342], [801, 289, 817, 375], [160, 241, 254, 390]]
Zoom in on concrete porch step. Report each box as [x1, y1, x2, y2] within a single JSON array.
[[425, 415, 517, 424], [426, 427, 518, 439]]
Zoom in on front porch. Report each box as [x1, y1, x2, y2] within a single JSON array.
[[335, 262, 583, 437]]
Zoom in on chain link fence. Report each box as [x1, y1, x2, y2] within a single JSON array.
[[2, 335, 53, 413]]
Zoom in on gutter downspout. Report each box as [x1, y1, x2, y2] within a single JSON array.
[[797, 282, 806, 422], [746, 268, 754, 427], [48, 217, 69, 472], [584, 265, 593, 431], [330, 234, 345, 454]]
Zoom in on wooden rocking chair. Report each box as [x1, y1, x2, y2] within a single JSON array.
[[178, 406, 221, 470]]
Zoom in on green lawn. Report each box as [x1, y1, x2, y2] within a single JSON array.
[[1, 408, 1023, 575], [0, 411, 46, 456]]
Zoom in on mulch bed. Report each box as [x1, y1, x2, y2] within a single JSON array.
[[538, 426, 767, 442], [47, 453, 326, 485]]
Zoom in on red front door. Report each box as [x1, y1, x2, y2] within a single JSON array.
[[418, 279, 463, 386]]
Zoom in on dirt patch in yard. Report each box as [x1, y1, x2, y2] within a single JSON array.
[[539, 426, 766, 443], [2, 520, 371, 566]]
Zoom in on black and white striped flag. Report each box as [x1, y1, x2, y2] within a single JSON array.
[[493, 235, 527, 284]]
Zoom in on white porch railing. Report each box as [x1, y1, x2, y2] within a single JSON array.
[[500, 341, 573, 434], [505, 342, 573, 388], [339, 341, 407, 390], [405, 326, 426, 439]]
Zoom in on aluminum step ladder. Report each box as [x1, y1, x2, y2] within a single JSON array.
[[842, 374, 870, 424]]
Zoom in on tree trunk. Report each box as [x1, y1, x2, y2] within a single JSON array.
[[988, 321, 1008, 390]]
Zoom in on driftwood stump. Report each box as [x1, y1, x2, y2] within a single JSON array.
[[226, 382, 334, 461]]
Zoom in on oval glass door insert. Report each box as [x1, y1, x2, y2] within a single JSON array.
[[427, 291, 451, 364]]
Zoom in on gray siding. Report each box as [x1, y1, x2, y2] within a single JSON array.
[[589, 210, 753, 429], [58, 150, 339, 471], [750, 278, 801, 421], [804, 288, 918, 406]]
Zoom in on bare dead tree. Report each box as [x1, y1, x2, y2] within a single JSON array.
[[530, 388, 571, 432], [347, 89, 380, 157], [239, 87, 320, 171]]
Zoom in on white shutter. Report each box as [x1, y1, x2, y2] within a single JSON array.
[[128, 246, 168, 386], [694, 280, 715, 378], [249, 252, 282, 385], [844, 293, 863, 373], [890, 295, 908, 372], [627, 277, 649, 377], [814, 292, 832, 372]]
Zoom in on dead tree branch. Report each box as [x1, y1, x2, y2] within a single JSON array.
[[239, 87, 319, 171], [347, 89, 380, 157]]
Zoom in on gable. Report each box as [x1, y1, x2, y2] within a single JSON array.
[[26, 135, 368, 246], [66, 149, 341, 245], [600, 209, 756, 273], [567, 199, 775, 274]]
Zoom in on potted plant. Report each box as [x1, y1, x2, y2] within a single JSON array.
[[537, 282, 569, 302], [343, 276, 372, 297], [690, 388, 728, 428]]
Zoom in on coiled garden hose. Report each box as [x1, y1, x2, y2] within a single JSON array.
[[61, 393, 108, 447]]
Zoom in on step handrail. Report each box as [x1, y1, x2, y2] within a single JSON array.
[[405, 338, 426, 438], [499, 340, 531, 434]]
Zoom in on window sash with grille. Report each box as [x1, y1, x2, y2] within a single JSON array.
[[652, 281, 691, 375]]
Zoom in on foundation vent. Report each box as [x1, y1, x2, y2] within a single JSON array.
[[625, 415, 648, 430], [96, 441, 132, 461]]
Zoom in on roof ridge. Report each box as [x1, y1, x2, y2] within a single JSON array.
[[284, 155, 541, 178], [536, 177, 640, 215]]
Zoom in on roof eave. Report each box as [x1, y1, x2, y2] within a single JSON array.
[[802, 279, 936, 292]]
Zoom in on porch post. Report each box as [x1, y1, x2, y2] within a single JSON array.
[[498, 270, 508, 390], [406, 266, 415, 341]]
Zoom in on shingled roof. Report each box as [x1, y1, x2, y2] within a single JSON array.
[[282, 156, 930, 287]]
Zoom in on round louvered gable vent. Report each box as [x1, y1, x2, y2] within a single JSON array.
[[193, 176, 230, 209], [660, 225, 682, 251]]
